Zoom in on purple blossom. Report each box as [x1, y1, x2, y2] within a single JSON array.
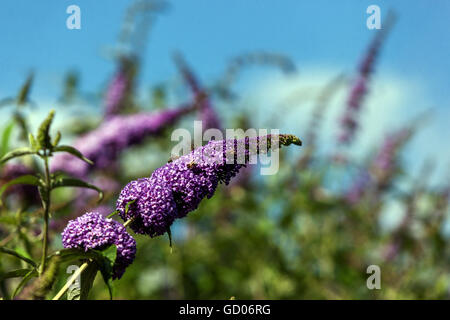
[[199, 96, 222, 133], [116, 134, 301, 237], [104, 57, 137, 117], [338, 22, 393, 145], [345, 169, 372, 204], [61, 211, 136, 279], [175, 55, 222, 132], [51, 105, 194, 177], [371, 128, 411, 187], [104, 70, 128, 117]]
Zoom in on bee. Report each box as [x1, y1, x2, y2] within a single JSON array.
[[186, 160, 197, 169]]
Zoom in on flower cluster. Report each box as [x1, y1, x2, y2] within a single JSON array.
[[104, 71, 128, 117], [104, 56, 137, 117], [51, 105, 194, 177], [345, 127, 411, 203], [61, 211, 136, 279], [345, 169, 372, 204], [370, 128, 411, 188], [175, 54, 222, 132], [338, 17, 394, 144], [116, 134, 301, 237]]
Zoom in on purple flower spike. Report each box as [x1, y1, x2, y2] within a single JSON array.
[[175, 54, 222, 132], [117, 134, 301, 237], [371, 128, 411, 188], [104, 70, 128, 117], [61, 212, 136, 279], [51, 105, 194, 178], [104, 56, 137, 117], [338, 15, 395, 145], [116, 178, 178, 237]]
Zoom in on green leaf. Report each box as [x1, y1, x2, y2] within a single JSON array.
[[11, 269, 38, 299], [51, 177, 103, 202], [50, 248, 94, 264], [0, 174, 42, 204], [0, 147, 35, 164], [0, 216, 18, 226], [28, 133, 39, 151], [101, 245, 117, 264], [52, 131, 61, 147], [50, 246, 116, 299], [167, 227, 173, 251], [36, 109, 55, 150], [0, 121, 15, 157], [67, 263, 98, 300], [0, 246, 37, 267], [0, 268, 33, 281], [53, 145, 93, 165], [97, 246, 117, 300], [17, 73, 33, 105]]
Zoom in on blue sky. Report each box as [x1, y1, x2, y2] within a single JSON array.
[[0, 0, 449, 184], [0, 0, 449, 99]]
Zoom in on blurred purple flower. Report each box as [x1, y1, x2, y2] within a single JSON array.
[[345, 169, 372, 204], [116, 134, 301, 237], [51, 105, 194, 177], [104, 71, 128, 117], [338, 17, 395, 145], [175, 54, 222, 132], [61, 211, 136, 279], [104, 56, 137, 117], [371, 128, 411, 187]]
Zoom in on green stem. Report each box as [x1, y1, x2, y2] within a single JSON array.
[[39, 154, 51, 275], [123, 217, 135, 228]]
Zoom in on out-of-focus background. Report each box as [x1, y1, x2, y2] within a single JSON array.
[[0, 0, 449, 299]]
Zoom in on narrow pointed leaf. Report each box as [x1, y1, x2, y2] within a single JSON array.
[[28, 133, 39, 151], [36, 109, 55, 149], [51, 177, 103, 202], [0, 174, 41, 202], [0, 147, 35, 164], [97, 245, 117, 300], [1, 121, 15, 157], [11, 269, 38, 299], [52, 131, 61, 147], [53, 145, 93, 165], [0, 268, 34, 281], [0, 246, 37, 267]]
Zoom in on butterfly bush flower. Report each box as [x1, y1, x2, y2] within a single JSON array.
[[116, 134, 302, 237], [345, 127, 411, 203], [51, 105, 194, 177], [61, 211, 136, 279], [175, 54, 222, 132], [345, 169, 372, 204], [104, 56, 137, 117], [104, 70, 128, 117], [370, 128, 411, 188], [338, 16, 395, 144]]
